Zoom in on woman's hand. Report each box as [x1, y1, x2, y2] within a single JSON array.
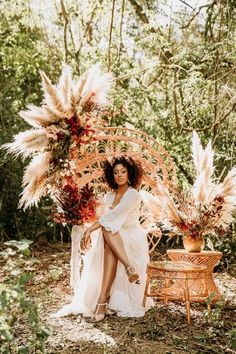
[[80, 229, 92, 254]]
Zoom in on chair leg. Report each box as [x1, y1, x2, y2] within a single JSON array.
[[205, 275, 212, 314], [184, 278, 191, 325], [207, 289, 212, 313], [142, 295, 147, 308], [164, 278, 170, 305], [142, 275, 150, 307]]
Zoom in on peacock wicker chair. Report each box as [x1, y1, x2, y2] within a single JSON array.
[[70, 126, 177, 255]]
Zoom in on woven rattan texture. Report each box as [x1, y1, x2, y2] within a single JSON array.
[[143, 261, 209, 324], [167, 250, 223, 300], [71, 127, 177, 252], [71, 127, 177, 193]]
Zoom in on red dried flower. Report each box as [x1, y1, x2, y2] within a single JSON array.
[[52, 181, 98, 226], [56, 132, 65, 142]]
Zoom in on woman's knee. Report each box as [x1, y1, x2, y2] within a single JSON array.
[[102, 227, 119, 239], [102, 227, 111, 240]]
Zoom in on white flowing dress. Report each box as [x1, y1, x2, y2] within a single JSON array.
[[51, 186, 154, 318]]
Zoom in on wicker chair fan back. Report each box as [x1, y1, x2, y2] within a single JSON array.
[[71, 127, 177, 253], [72, 127, 177, 191]]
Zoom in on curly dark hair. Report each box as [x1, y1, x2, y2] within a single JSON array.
[[103, 156, 144, 190]]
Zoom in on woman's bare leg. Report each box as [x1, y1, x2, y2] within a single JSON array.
[[102, 228, 140, 284], [102, 228, 130, 269], [95, 227, 130, 316], [96, 243, 117, 311], [92, 229, 138, 318]]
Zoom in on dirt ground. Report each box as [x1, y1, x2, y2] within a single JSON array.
[[2, 242, 236, 354]]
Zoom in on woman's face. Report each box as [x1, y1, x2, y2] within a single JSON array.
[[113, 163, 129, 187]]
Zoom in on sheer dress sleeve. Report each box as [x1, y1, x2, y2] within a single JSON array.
[[99, 189, 141, 234]]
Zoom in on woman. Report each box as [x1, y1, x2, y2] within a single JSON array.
[[50, 156, 154, 320], [79, 156, 153, 322]]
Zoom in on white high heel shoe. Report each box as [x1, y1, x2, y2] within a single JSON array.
[[88, 302, 107, 323]]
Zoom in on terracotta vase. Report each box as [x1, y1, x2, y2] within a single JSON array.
[[183, 235, 205, 252]]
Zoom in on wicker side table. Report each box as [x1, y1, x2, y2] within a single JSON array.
[[142, 261, 208, 324], [167, 250, 223, 301]]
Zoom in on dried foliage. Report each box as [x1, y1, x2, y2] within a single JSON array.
[[2, 64, 112, 225], [163, 132, 236, 240]]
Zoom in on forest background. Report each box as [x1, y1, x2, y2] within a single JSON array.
[[1, 0, 236, 268]]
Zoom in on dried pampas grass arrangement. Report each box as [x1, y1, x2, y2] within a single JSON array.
[[2, 63, 112, 219], [163, 131, 236, 240]]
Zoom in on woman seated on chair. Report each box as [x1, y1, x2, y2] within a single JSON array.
[[79, 156, 154, 322]]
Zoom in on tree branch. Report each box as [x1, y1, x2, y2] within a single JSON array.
[[173, 72, 181, 129], [84, 7, 97, 44], [74, 4, 98, 74], [128, 0, 149, 23], [181, 126, 212, 132], [127, 0, 162, 34], [108, 0, 116, 71], [213, 99, 236, 129], [60, 0, 69, 62], [172, 70, 212, 132], [212, 0, 224, 140], [118, 0, 126, 62], [178, 0, 195, 10], [116, 63, 187, 82], [180, 1, 217, 29]]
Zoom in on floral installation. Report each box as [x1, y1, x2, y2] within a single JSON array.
[[161, 131, 236, 241], [3, 64, 112, 225], [52, 177, 99, 226]]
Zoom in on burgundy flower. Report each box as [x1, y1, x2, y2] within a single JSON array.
[[56, 132, 65, 142], [52, 181, 98, 226]]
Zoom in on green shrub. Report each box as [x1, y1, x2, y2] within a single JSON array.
[[0, 240, 52, 353]]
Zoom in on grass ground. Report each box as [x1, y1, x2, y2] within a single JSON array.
[[1, 241, 236, 354]]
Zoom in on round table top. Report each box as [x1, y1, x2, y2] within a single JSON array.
[[167, 249, 222, 256], [148, 261, 207, 272]]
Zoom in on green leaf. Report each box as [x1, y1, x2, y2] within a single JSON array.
[[18, 347, 29, 354], [0, 326, 13, 341], [40, 326, 53, 337], [21, 248, 31, 257], [0, 291, 8, 309], [28, 309, 39, 325], [17, 273, 33, 286]]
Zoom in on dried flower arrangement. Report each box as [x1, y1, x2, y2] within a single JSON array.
[[161, 132, 236, 242], [52, 177, 99, 225], [3, 64, 112, 225]]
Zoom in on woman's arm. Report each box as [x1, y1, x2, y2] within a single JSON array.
[[99, 189, 141, 234], [80, 221, 102, 253], [87, 221, 102, 233], [80, 192, 110, 252]]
